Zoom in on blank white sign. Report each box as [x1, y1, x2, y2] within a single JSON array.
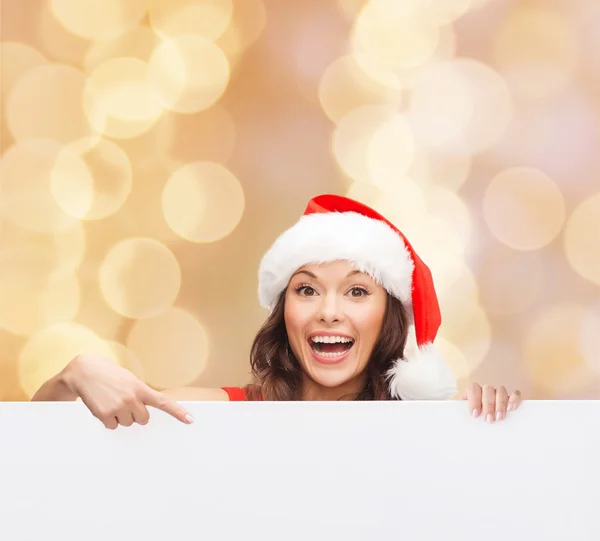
[[0, 400, 599, 540]]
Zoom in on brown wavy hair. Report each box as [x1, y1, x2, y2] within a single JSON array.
[[244, 289, 410, 401]]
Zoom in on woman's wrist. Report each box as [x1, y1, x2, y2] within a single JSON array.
[[31, 360, 80, 401]]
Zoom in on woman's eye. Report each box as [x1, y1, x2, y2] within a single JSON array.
[[349, 287, 366, 297], [299, 286, 316, 296]]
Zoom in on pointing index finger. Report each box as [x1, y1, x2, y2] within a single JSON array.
[[144, 389, 194, 424]]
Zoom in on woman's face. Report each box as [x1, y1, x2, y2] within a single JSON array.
[[284, 260, 387, 397]]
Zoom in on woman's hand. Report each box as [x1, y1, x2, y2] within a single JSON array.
[[60, 354, 194, 429], [463, 383, 522, 422]]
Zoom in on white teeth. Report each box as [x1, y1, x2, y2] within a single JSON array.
[[318, 350, 348, 358], [310, 336, 353, 344]]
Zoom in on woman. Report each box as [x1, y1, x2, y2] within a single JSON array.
[[32, 194, 522, 428]]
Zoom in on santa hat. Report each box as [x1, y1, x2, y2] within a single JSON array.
[[257, 193, 457, 401]]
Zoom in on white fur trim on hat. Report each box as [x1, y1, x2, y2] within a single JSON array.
[[258, 211, 414, 310], [386, 334, 457, 400]]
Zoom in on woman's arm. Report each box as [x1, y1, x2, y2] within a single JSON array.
[[30, 354, 229, 428]]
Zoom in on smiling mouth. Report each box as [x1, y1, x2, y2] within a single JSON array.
[[308, 336, 355, 358]]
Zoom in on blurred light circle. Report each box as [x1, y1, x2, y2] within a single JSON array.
[[7, 64, 97, 143], [477, 246, 543, 316], [218, 0, 266, 52], [0, 139, 78, 233], [162, 161, 245, 243], [336, 0, 367, 21], [408, 59, 512, 153], [18, 322, 113, 398], [483, 167, 566, 251], [351, 0, 441, 71], [126, 307, 209, 389], [0, 272, 80, 337], [492, 7, 578, 101], [50, 137, 133, 220], [0, 220, 85, 277], [155, 105, 237, 169], [427, 186, 472, 245], [581, 303, 600, 376], [0, 42, 47, 101], [99, 238, 181, 319], [366, 114, 416, 189], [333, 104, 397, 183], [440, 303, 491, 370], [108, 341, 146, 381], [345, 179, 381, 208], [83, 57, 164, 140], [149, 0, 233, 41], [318, 55, 400, 124], [408, 145, 472, 192], [564, 193, 600, 286], [36, 0, 91, 67], [148, 34, 230, 114], [523, 305, 587, 393], [50, 0, 147, 40], [371, 179, 427, 229], [436, 336, 470, 382], [84, 26, 160, 72]]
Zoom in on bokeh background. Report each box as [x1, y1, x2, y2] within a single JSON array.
[[1, 0, 600, 401]]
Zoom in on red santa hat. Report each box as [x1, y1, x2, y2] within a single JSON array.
[[258, 193, 457, 401]]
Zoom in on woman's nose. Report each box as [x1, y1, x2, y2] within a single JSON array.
[[316, 293, 343, 323]]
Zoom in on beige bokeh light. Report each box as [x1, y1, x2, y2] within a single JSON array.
[[148, 35, 230, 114], [580, 304, 600, 377], [493, 7, 578, 101], [479, 246, 543, 316], [0, 272, 80, 337], [318, 55, 400, 124], [483, 167, 566, 251], [0, 139, 78, 234], [440, 302, 491, 371], [0, 42, 47, 101], [333, 104, 397, 183], [0, 220, 86, 278], [564, 193, 600, 286], [218, 0, 266, 53], [436, 336, 470, 382], [149, 0, 233, 41], [427, 186, 472, 244], [408, 145, 472, 192], [126, 307, 209, 389], [99, 238, 182, 319], [408, 59, 512, 153], [366, 114, 416, 189], [523, 305, 588, 393], [37, 0, 91, 66], [108, 341, 146, 381], [83, 57, 164, 139], [18, 322, 113, 398], [50, 0, 147, 41], [84, 26, 160, 72], [162, 162, 245, 243], [351, 0, 441, 71], [6, 64, 97, 143], [155, 105, 237, 169], [50, 137, 133, 220]]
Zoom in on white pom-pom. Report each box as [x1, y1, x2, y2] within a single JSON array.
[[386, 343, 458, 400]]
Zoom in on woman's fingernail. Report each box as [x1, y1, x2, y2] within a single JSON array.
[[486, 413, 494, 423], [472, 409, 480, 418], [185, 414, 194, 424], [507, 403, 514, 412], [496, 411, 503, 422]]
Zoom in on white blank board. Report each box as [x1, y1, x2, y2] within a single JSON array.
[[0, 400, 599, 540]]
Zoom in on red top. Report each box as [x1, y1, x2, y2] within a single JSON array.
[[222, 387, 248, 401]]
